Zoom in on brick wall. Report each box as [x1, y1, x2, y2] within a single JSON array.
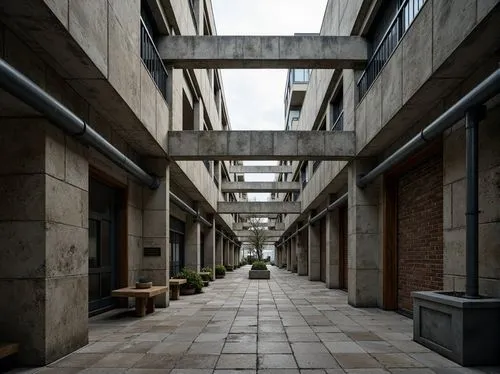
[[397, 152, 443, 312]]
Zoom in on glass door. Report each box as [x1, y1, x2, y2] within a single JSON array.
[[89, 178, 117, 315]]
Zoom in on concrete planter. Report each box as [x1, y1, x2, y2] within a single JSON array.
[[249, 269, 270, 279], [413, 291, 500, 366]]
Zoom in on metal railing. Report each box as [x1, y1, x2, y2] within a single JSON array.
[[357, 0, 426, 101], [140, 18, 168, 100], [331, 111, 344, 131]]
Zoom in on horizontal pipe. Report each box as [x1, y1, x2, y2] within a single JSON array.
[[277, 193, 348, 247], [358, 68, 500, 188], [0, 58, 160, 189], [169, 192, 213, 228], [216, 229, 241, 247]]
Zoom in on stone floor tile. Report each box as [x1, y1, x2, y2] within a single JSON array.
[[222, 342, 257, 353], [132, 354, 178, 369], [387, 341, 430, 353], [51, 353, 107, 368], [388, 369, 436, 374], [346, 332, 383, 341], [287, 333, 320, 342], [258, 341, 292, 354], [332, 353, 383, 369], [126, 370, 173, 374], [170, 370, 213, 374], [258, 354, 297, 369], [32, 369, 81, 374], [148, 341, 191, 355], [187, 341, 224, 355], [409, 353, 461, 368], [324, 342, 366, 354], [226, 333, 257, 343], [80, 369, 127, 373], [372, 353, 426, 368], [300, 370, 329, 374], [259, 370, 300, 374], [294, 353, 340, 369], [174, 354, 218, 369], [318, 333, 353, 342], [134, 333, 170, 342], [118, 341, 158, 353], [259, 333, 288, 342], [92, 353, 144, 368], [357, 341, 400, 353], [194, 333, 227, 342], [78, 342, 123, 353], [345, 369, 390, 373], [213, 370, 256, 374], [216, 354, 257, 369], [291, 342, 329, 354]]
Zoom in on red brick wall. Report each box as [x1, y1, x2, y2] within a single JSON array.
[[397, 153, 443, 313]]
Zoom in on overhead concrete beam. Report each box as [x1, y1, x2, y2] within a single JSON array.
[[233, 222, 285, 230], [229, 165, 294, 174], [222, 182, 300, 193], [157, 35, 368, 69], [218, 201, 301, 214], [168, 131, 356, 161], [234, 230, 284, 238]]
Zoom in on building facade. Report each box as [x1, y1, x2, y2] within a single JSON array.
[[0, 0, 242, 365]]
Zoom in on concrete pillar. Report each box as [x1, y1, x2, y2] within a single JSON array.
[[204, 217, 216, 280], [297, 229, 308, 276], [223, 238, 229, 266], [325, 204, 340, 289], [286, 242, 292, 270], [0, 122, 88, 365], [347, 159, 380, 307], [291, 236, 297, 272], [229, 242, 235, 267], [142, 158, 171, 307], [308, 213, 321, 281], [215, 232, 223, 265], [193, 0, 204, 35], [185, 215, 201, 271]]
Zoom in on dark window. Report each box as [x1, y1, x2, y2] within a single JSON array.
[[300, 163, 308, 188], [331, 94, 344, 131]]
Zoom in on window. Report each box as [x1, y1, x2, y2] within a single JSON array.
[[286, 107, 301, 130], [357, 0, 427, 100], [330, 94, 343, 131], [300, 163, 308, 188]]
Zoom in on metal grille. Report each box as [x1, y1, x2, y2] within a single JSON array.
[[140, 18, 168, 100], [357, 0, 426, 101]]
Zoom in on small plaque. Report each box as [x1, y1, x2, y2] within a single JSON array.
[[143, 247, 161, 257]]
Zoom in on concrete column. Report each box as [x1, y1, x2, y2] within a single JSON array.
[[347, 159, 380, 307], [185, 215, 201, 271], [142, 158, 170, 307], [229, 242, 235, 267], [0, 122, 88, 365], [308, 214, 321, 281], [286, 242, 292, 270], [215, 232, 224, 265], [325, 205, 340, 289], [223, 238, 229, 266], [193, 0, 204, 35], [291, 236, 297, 272], [204, 217, 216, 280], [297, 229, 308, 276]]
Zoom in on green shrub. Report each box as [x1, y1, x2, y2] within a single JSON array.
[[215, 264, 226, 276], [178, 268, 203, 293], [251, 261, 268, 270], [201, 266, 213, 278], [225, 264, 234, 271]]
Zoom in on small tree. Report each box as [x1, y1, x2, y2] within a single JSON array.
[[248, 218, 266, 261]]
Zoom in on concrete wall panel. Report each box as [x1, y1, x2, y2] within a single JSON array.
[[140, 64, 158, 137], [44, 0, 69, 28], [68, 0, 108, 77], [381, 45, 403, 125], [108, 0, 140, 49]]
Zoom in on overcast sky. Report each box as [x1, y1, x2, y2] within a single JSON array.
[[212, 0, 327, 201]]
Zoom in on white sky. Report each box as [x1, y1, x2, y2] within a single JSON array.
[[212, 0, 328, 201]]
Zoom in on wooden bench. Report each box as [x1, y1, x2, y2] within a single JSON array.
[[169, 279, 186, 300], [112, 286, 168, 317], [0, 343, 19, 360]]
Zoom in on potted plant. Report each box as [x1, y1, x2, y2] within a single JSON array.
[[136, 276, 152, 289], [175, 269, 203, 295], [200, 266, 213, 286], [215, 265, 226, 279], [225, 264, 234, 272], [249, 260, 270, 279]]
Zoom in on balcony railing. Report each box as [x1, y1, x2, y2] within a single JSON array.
[[357, 0, 426, 101], [331, 111, 344, 131], [140, 18, 168, 100]]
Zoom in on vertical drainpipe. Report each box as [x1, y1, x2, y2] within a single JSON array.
[[465, 105, 485, 298]]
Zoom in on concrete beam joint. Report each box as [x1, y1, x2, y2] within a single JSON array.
[[229, 165, 294, 174], [218, 201, 301, 214], [221, 182, 300, 193], [167, 131, 356, 161], [157, 36, 368, 69], [234, 230, 284, 238]]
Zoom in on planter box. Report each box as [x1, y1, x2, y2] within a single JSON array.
[[413, 291, 500, 366], [215, 274, 225, 279], [249, 269, 270, 279], [180, 287, 196, 296]]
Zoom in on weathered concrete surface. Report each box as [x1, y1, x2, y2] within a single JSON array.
[[218, 201, 301, 214], [234, 230, 284, 238], [158, 35, 368, 69], [168, 131, 356, 160], [222, 181, 300, 193], [233, 221, 285, 230], [229, 165, 294, 174]]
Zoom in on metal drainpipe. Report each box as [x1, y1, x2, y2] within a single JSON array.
[[169, 192, 213, 228], [0, 58, 160, 189], [465, 106, 485, 298]]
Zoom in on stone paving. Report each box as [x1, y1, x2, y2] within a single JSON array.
[[10, 266, 500, 374]]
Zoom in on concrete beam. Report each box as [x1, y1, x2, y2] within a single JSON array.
[[229, 165, 294, 174], [218, 201, 301, 214], [168, 131, 356, 161], [234, 230, 284, 238], [233, 222, 285, 230], [222, 182, 300, 193], [157, 36, 368, 69]]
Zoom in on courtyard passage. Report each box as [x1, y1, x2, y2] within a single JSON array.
[[22, 266, 500, 373]]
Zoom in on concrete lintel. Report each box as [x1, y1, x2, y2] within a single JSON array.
[[167, 131, 356, 160], [234, 230, 284, 238], [218, 201, 301, 214], [233, 222, 285, 230], [221, 182, 300, 193], [157, 35, 368, 69], [229, 165, 294, 174]]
